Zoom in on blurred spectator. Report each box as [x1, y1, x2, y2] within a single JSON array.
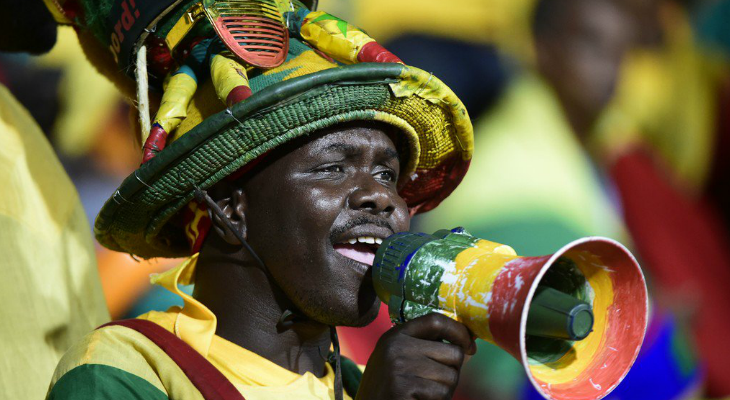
[[0, 1, 109, 398], [1, 24, 187, 323], [420, 0, 631, 286], [418, 2, 634, 399], [593, 2, 730, 397], [417, 0, 728, 398]]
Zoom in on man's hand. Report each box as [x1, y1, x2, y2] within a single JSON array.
[[356, 313, 477, 400]]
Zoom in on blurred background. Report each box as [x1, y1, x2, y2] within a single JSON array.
[[3, 0, 730, 398]]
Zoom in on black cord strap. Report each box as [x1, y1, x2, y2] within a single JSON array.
[[330, 326, 344, 400], [192, 187, 268, 272]]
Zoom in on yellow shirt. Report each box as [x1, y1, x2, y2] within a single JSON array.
[[0, 84, 109, 398], [140, 308, 351, 400], [146, 254, 354, 399], [50, 254, 352, 399]]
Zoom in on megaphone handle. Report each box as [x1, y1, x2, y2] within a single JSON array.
[[391, 297, 459, 325], [400, 299, 434, 322]]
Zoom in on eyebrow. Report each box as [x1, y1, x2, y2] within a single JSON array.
[[383, 148, 400, 161]]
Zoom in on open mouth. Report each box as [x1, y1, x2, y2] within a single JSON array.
[[333, 236, 383, 266]]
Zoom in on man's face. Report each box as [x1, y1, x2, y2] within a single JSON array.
[[537, 0, 633, 130], [240, 122, 410, 327]]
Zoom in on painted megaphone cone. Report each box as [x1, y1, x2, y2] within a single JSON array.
[[373, 230, 648, 400], [488, 237, 648, 400]]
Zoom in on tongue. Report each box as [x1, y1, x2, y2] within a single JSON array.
[[334, 243, 376, 266]]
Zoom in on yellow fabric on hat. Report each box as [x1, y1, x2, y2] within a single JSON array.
[[262, 49, 338, 80], [170, 80, 224, 143], [0, 84, 109, 399], [156, 72, 198, 134], [300, 11, 375, 64], [172, 50, 338, 142], [210, 53, 251, 104]]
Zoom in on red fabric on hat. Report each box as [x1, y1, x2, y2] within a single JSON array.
[[357, 42, 403, 64], [400, 155, 470, 214]]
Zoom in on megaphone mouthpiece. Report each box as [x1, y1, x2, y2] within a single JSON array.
[[527, 286, 594, 341]]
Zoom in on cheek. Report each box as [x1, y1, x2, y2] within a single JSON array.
[[254, 185, 342, 261], [308, 187, 345, 220], [394, 201, 411, 232]]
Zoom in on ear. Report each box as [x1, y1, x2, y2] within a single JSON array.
[[209, 187, 248, 246]]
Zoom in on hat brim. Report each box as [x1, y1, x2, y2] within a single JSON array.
[[95, 63, 472, 258]]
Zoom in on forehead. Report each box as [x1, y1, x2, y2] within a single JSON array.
[[568, 0, 628, 36], [283, 121, 402, 161]]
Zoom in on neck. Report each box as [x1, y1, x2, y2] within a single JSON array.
[[194, 244, 332, 377], [562, 103, 595, 143]]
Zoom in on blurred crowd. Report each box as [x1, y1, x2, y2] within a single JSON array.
[[2, 0, 730, 398]]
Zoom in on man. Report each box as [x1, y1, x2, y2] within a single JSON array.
[[47, 0, 477, 398], [0, 0, 109, 398]]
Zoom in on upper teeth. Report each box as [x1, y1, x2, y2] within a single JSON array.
[[346, 237, 383, 245]]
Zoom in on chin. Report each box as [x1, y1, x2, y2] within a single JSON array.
[[349, 294, 382, 328], [297, 285, 381, 328]]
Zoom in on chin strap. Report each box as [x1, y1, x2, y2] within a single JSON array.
[[193, 186, 268, 272], [193, 186, 345, 400], [330, 326, 344, 400]]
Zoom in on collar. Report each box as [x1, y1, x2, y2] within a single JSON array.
[[150, 254, 217, 356]]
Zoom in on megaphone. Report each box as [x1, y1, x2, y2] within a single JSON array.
[[373, 228, 648, 400]]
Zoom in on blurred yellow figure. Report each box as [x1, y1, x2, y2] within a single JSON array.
[[319, 0, 536, 59], [593, 2, 723, 192], [0, 83, 109, 399]]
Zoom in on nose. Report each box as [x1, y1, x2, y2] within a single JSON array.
[[347, 172, 396, 216]]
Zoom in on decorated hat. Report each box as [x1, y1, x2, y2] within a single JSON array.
[[52, 0, 474, 259]]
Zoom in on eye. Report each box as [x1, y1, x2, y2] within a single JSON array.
[[375, 169, 397, 183], [317, 165, 344, 173]]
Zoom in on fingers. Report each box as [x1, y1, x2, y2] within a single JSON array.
[[406, 339, 465, 369], [358, 314, 475, 400], [398, 313, 476, 355], [409, 357, 461, 387], [410, 376, 457, 400]]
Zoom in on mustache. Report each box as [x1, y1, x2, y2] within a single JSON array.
[[330, 216, 395, 241]]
